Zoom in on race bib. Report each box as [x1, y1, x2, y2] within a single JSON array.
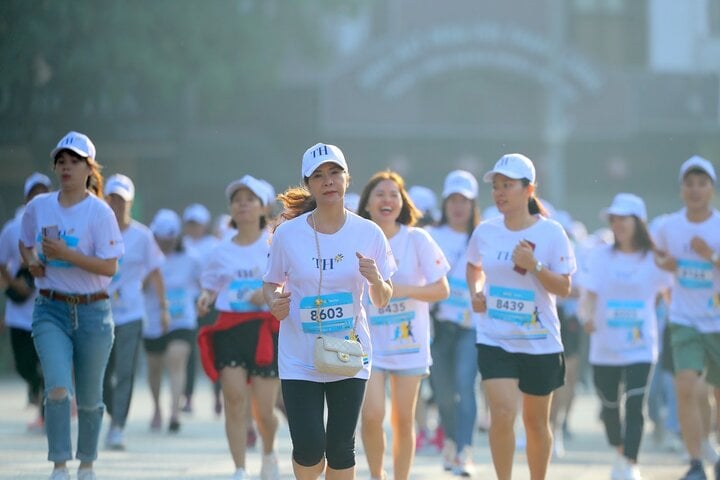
[[677, 259, 713, 289], [605, 299, 646, 350], [167, 288, 186, 320], [438, 277, 473, 326], [300, 292, 355, 334], [487, 285, 547, 341], [228, 279, 263, 312], [368, 297, 417, 325]]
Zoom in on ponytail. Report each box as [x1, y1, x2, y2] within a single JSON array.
[[274, 185, 316, 231], [86, 159, 104, 198], [521, 179, 549, 217]]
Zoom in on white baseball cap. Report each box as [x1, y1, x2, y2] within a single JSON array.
[[151, 209, 182, 239], [603, 193, 647, 221], [225, 175, 271, 205], [483, 153, 536, 184], [183, 203, 211, 226], [104, 174, 135, 202], [679, 155, 716, 183], [301, 143, 348, 179], [258, 179, 276, 206], [23, 172, 52, 198], [50, 131, 96, 159], [408, 185, 438, 213], [442, 170, 479, 200]]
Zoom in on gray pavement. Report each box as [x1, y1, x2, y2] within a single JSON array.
[[0, 375, 709, 479]]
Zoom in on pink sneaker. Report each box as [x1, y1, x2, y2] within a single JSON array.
[[415, 429, 429, 451]]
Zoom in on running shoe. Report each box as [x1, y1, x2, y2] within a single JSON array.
[[48, 468, 70, 480], [260, 452, 280, 480]]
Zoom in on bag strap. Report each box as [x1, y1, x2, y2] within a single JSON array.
[[311, 211, 357, 337]]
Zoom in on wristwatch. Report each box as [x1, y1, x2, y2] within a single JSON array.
[[534, 261, 544, 274]]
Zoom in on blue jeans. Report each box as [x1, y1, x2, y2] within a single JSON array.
[[430, 319, 477, 451], [32, 295, 114, 463]]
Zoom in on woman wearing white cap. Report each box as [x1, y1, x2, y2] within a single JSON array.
[[180, 202, 219, 414], [356, 170, 450, 480], [19, 131, 124, 480], [102, 173, 167, 450], [582, 193, 672, 480], [466, 153, 576, 480], [425, 169, 481, 475], [0, 172, 52, 432], [653, 156, 720, 480], [195, 175, 281, 480], [263, 143, 396, 480], [142, 209, 201, 434]]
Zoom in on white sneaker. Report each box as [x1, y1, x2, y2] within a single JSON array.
[[260, 452, 280, 480], [611, 452, 629, 480], [441, 438, 456, 471], [77, 468, 97, 480], [105, 426, 125, 450], [453, 446, 475, 477], [623, 463, 642, 480], [231, 468, 250, 480], [702, 438, 720, 463], [48, 468, 70, 480]]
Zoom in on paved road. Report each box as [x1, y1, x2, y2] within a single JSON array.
[[0, 375, 708, 479]]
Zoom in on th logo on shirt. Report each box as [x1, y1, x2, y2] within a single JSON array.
[[313, 254, 343, 271]]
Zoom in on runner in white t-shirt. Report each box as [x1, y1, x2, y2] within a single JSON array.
[[195, 175, 281, 480], [0, 172, 52, 432], [583, 193, 672, 480], [653, 156, 720, 480], [263, 143, 396, 479], [142, 209, 200, 436], [426, 169, 481, 474], [467, 153, 576, 480], [19, 131, 124, 480], [356, 170, 450, 480], [101, 174, 166, 451]]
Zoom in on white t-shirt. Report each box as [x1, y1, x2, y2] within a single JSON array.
[[654, 208, 720, 332], [467, 216, 577, 354], [367, 225, 449, 370], [108, 220, 165, 326], [143, 250, 201, 339], [427, 225, 478, 329], [201, 231, 270, 313], [584, 245, 673, 365], [263, 211, 397, 382], [184, 235, 219, 262], [0, 209, 35, 330], [19, 192, 124, 293]]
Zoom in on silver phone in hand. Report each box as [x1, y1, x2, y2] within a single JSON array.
[[42, 225, 60, 240]]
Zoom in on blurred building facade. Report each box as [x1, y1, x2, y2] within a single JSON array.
[[0, 0, 718, 228]]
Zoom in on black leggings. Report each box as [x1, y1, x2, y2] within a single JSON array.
[[593, 363, 652, 461], [282, 378, 366, 470], [10, 327, 43, 404]]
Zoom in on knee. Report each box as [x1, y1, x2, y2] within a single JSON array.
[[362, 405, 385, 428], [47, 387, 69, 402], [491, 406, 516, 428], [391, 410, 415, 434], [326, 440, 355, 470], [293, 442, 325, 468]]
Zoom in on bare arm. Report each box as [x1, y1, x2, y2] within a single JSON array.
[[392, 277, 449, 303], [581, 290, 598, 334], [19, 241, 45, 278], [146, 268, 170, 332], [467, 261, 487, 313], [512, 240, 571, 297]]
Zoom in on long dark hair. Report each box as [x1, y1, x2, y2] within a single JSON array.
[[357, 170, 422, 226], [612, 216, 654, 254], [438, 196, 480, 239]]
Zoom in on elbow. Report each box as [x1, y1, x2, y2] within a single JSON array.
[[104, 260, 119, 277], [434, 280, 450, 302]]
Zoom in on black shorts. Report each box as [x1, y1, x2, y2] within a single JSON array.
[[144, 328, 195, 354], [213, 319, 278, 378], [477, 344, 565, 396], [558, 306, 581, 357], [660, 323, 674, 373]]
